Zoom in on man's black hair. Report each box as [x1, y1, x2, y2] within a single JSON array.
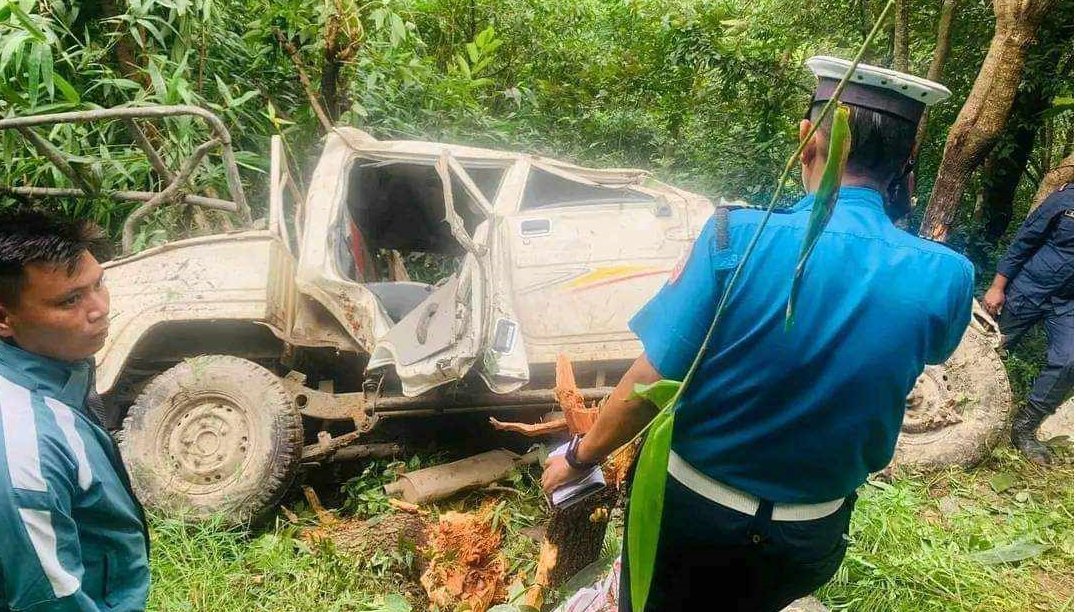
[[808, 101, 918, 186], [0, 209, 108, 306]]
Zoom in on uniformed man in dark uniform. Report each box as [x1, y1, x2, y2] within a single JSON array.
[[541, 57, 974, 611], [983, 183, 1074, 465]]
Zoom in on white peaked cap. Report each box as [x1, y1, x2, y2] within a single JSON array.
[[806, 55, 952, 122]]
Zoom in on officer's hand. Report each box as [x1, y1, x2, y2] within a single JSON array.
[[541, 455, 584, 494], [983, 286, 1006, 317]]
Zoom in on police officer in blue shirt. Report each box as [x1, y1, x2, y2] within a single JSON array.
[[542, 56, 974, 611], [983, 183, 1073, 465]]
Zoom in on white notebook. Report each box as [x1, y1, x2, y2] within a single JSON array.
[[549, 441, 607, 509]]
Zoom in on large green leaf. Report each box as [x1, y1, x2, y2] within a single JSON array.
[[0, 30, 29, 76], [26, 40, 43, 107], [971, 540, 1047, 565], [52, 74, 78, 103], [631, 379, 682, 411], [379, 594, 413, 612], [37, 40, 52, 99], [7, 2, 45, 41], [785, 103, 851, 329], [627, 406, 674, 612]]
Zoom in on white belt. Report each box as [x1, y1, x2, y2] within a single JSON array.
[[667, 451, 846, 522]]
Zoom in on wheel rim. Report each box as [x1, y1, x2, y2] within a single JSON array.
[[903, 365, 962, 435], [156, 393, 254, 495], [893, 317, 1013, 468]]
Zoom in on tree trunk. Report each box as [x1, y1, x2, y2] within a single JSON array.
[[320, 55, 343, 122], [918, 0, 1055, 242], [321, 11, 344, 123], [1030, 152, 1074, 212], [99, 0, 145, 82], [544, 487, 617, 587], [979, 99, 1045, 244], [979, 0, 1072, 241], [893, 0, 910, 71], [859, 0, 875, 46], [914, 0, 959, 152]]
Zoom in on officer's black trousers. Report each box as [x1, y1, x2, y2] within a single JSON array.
[[999, 295, 1074, 417], [618, 476, 855, 612]]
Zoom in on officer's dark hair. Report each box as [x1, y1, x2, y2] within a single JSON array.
[[808, 101, 917, 186], [0, 209, 108, 306]]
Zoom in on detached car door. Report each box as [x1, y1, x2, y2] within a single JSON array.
[[367, 153, 529, 395]]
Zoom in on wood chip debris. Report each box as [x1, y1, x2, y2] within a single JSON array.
[[556, 354, 600, 434], [420, 505, 507, 612]]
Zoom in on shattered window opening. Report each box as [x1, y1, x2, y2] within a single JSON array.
[[521, 167, 654, 210], [338, 160, 505, 289]]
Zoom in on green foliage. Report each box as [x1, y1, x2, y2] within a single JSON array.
[[626, 406, 673, 612], [1, 0, 1068, 261], [145, 449, 1073, 611], [341, 456, 426, 518], [630, 379, 682, 411], [624, 380, 682, 612], [148, 514, 417, 610]]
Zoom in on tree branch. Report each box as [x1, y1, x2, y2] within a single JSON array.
[[122, 138, 220, 254], [273, 28, 335, 134]]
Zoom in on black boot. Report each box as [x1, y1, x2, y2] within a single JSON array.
[[1011, 405, 1053, 465]]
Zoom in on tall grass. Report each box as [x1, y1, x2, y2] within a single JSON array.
[[148, 516, 414, 611], [149, 449, 1073, 611], [820, 448, 1073, 611]]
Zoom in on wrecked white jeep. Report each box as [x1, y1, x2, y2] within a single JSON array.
[[0, 107, 1011, 522]]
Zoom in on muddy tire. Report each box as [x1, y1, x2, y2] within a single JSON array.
[[892, 309, 1013, 470], [119, 355, 302, 525]]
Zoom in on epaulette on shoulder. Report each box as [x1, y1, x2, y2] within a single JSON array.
[[713, 199, 754, 251], [712, 197, 798, 251]]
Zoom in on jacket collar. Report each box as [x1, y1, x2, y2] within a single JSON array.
[[0, 340, 91, 407], [792, 186, 887, 215]]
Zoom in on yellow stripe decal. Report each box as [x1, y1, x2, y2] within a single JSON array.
[[566, 265, 668, 290]]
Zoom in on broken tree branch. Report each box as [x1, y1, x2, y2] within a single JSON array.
[[0, 187, 236, 212], [16, 127, 98, 196], [556, 354, 600, 434], [388, 498, 423, 514], [122, 118, 175, 184], [122, 137, 220, 254], [302, 485, 337, 525], [273, 28, 336, 134], [524, 539, 558, 609], [488, 417, 568, 436]]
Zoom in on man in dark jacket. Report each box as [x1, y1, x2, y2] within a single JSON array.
[[984, 183, 1074, 464]]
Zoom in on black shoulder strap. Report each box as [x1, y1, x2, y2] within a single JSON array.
[[714, 206, 731, 252]]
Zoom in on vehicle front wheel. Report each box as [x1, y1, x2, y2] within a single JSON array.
[[119, 355, 303, 525]]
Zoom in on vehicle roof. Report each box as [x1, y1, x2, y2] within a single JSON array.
[[332, 127, 652, 186]]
